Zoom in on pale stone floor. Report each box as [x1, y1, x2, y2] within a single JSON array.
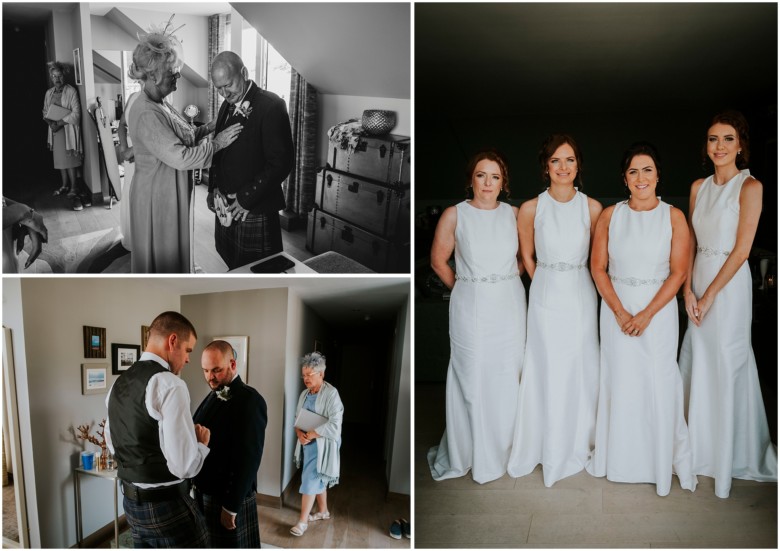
[[415, 383, 778, 548]]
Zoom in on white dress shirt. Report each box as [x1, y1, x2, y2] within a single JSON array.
[[106, 352, 209, 488]]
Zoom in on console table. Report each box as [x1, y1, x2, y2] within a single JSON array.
[[74, 467, 120, 548]]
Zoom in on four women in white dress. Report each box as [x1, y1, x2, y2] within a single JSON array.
[[430, 113, 777, 496]]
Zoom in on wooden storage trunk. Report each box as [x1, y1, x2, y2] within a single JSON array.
[[315, 168, 410, 241], [306, 207, 409, 273], [329, 134, 410, 186]]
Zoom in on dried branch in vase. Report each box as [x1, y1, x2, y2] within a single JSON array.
[[76, 419, 107, 448]]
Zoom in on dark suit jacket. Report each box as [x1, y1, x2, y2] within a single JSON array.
[[192, 376, 267, 512], [209, 80, 294, 215]]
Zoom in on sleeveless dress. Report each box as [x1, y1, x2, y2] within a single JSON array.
[[678, 170, 778, 498], [507, 190, 599, 486], [586, 200, 697, 496], [428, 201, 527, 484]]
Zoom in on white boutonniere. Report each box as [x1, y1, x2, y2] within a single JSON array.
[[234, 101, 252, 119], [216, 386, 232, 401]]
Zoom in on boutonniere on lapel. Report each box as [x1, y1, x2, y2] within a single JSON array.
[[234, 101, 252, 119], [216, 386, 232, 401]]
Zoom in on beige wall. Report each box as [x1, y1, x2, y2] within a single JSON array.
[[15, 279, 181, 549], [180, 288, 289, 498]]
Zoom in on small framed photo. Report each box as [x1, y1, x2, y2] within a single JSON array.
[[73, 48, 82, 85], [112, 343, 140, 375], [82, 363, 108, 395], [213, 336, 248, 382], [83, 326, 106, 358], [141, 325, 151, 351]]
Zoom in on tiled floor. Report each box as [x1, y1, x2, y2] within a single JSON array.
[[415, 383, 778, 548]]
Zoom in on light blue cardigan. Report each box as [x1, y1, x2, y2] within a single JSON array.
[[293, 381, 344, 488]]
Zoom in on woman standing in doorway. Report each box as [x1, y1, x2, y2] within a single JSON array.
[[42, 61, 84, 211]]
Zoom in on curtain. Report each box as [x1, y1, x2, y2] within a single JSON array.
[[284, 68, 318, 217], [207, 14, 230, 121]]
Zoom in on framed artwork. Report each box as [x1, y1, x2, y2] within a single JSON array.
[[112, 343, 140, 375], [213, 336, 248, 382], [83, 326, 106, 358], [82, 363, 108, 395], [141, 325, 150, 351], [73, 48, 82, 85]]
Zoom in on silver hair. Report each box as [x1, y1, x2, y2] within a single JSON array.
[[300, 351, 326, 373]]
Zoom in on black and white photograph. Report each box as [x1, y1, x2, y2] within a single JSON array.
[[2, 2, 410, 274], [111, 343, 140, 374]]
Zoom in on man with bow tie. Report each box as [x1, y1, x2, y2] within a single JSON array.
[[207, 51, 294, 270], [192, 340, 267, 547]]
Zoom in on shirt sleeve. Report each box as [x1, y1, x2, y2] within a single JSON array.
[[104, 385, 115, 454], [147, 372, 209, 479]]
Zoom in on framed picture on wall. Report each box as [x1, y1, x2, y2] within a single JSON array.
[[212, 336, 248, 382], [82, 363, 108, 395], [111, 343, 140, 375], [83, 326, 106, 358], [73, 48, 82, 85]]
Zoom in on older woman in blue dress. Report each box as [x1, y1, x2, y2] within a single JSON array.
[[290, 352, 344, 537]]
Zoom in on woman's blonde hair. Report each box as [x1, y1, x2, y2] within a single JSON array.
[[128, 18, 184, 82]]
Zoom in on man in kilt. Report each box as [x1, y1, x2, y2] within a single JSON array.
[[193, 340, 267, 547], [106, 311, 211, 547], [208, 51, 294, 270]]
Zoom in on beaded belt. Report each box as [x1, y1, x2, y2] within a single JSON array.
[[609, 274, 667, 287], [455, 272, 520, 283], [697, 246, 730, 257], [536, 260, 587, 272]]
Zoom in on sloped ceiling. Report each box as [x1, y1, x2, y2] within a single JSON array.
[[232, 2, 410, 99]]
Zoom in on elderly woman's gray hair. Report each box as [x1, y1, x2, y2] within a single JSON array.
[[128, 30, 183, 82], [47, 61, 68, 76], [301, 352, 326, 373]]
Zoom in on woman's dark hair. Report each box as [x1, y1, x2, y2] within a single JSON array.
[[702, 110, 750, 170], [539, 133, 584, 189], [620, 142, 662, 197], [464, 148, 511, 199]]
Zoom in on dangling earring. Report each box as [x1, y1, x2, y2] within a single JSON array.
[[738, 150, 742, 155]]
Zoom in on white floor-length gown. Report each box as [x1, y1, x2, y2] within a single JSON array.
[[428, 200, 527, 484], [678, 169, 778, 498], [507, 190, 599, 486], [587, 200, 697, 496]]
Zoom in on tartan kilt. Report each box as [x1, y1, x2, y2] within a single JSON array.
[[214, 211, 282, 270], [123, 493, 209, 548], [195, 491, 260, 548]]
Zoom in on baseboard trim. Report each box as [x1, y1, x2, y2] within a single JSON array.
[[256, 492, 282, 509], [69, 515, 128, 548]]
